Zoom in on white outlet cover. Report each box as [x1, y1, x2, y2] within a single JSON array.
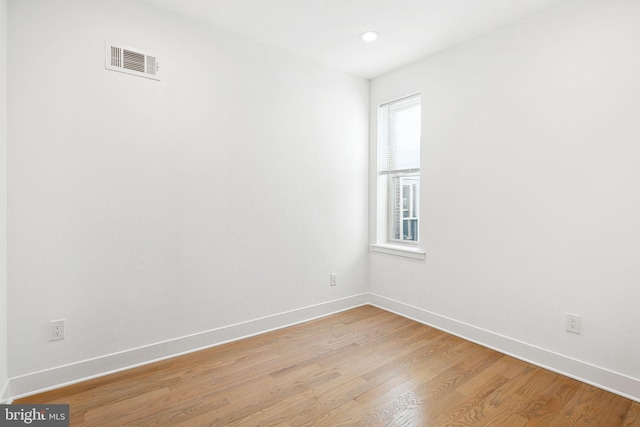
[[566, 313, 581, 334], [49, 319, 66, 341], [330, 273, 337, 286]]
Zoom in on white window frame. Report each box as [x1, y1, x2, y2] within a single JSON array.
[[370, 93, 425, 259]]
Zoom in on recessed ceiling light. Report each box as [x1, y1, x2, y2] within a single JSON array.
[[360, 31, 380, 42]]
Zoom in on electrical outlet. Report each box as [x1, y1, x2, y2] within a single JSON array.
[[566, 313, 581, 334], [330, 273, 337, 286], [49, 319, 66, 341]]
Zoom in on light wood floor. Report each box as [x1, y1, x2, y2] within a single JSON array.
[[17, 305, 640, 426]]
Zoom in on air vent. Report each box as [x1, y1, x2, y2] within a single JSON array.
[[105, 42, 159, 80]]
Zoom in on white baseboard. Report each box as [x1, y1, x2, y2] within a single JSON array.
[[8, 293, 368, 400], [0, 379, 11, 404], [8, 292, 640, 404], [368, 292, 640, 403]]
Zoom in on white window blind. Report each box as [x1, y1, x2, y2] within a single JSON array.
[[378, 94, 421, 174]]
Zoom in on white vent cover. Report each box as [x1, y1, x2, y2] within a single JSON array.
[[105, 42, 159, 80]]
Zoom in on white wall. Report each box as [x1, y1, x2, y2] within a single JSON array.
[[370, 0, 640, 398], [7, 0, 368, 388], [0, 0, 8, 402]]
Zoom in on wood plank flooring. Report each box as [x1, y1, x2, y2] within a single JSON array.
[[16, 305, 640, 426]]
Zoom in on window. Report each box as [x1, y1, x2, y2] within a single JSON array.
[[378, 94, 421, 244]]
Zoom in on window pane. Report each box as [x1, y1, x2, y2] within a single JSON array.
[[403, 185, 410, 217], [378, 95, 421, 173], [392, 106, 421, 171], [391, 175, 419, 242]]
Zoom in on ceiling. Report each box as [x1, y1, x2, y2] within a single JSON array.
[[142, 0, 566, 79]]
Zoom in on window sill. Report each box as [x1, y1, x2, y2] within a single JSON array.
[[369, 244, 426, 260]]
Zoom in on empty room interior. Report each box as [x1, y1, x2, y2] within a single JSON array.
[[1, 0, 640, 425]]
